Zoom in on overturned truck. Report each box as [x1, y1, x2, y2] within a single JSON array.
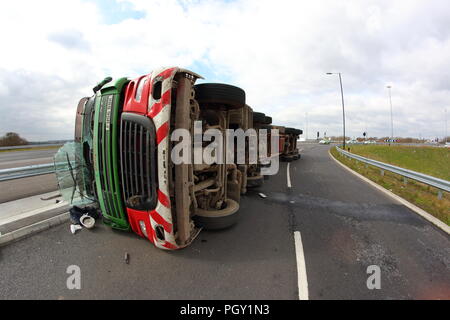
[[61, 67, 302, 250]]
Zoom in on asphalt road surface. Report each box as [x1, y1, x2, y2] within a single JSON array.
[[0, 148, 59, 203], [0, 144, 449, 299]]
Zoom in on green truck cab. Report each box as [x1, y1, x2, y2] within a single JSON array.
[[93, 77, 130, 230]]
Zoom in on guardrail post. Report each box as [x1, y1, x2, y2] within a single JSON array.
[[438, 191, 443, 200], [380, 169, 384, 176], [403, 177, 408, 185]]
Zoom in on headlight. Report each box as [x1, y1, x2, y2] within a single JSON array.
[[139, 221, 148, 238]]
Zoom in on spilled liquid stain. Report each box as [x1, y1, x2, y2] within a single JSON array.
[[260, 191, 426, 227]]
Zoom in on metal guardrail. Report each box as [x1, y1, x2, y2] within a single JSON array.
[[0, 163, 56, 181], [0, 143, 63, 151], [0, 161, 77, 181], [335, 147, 450, 193]]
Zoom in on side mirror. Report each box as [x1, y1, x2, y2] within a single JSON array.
[[93, 77, 113, 93]]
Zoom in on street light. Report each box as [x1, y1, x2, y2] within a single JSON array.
[[326, 72, 346, 149], [386, 85, 394, 146], [305, 112, 308, 140], [445, 108, 448, 145]]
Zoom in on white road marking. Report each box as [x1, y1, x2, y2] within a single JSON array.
[[287, 162, 292, 188], [294, 231, 309, 300]]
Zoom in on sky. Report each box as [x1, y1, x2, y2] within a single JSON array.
[[0, 0, 449, 141]]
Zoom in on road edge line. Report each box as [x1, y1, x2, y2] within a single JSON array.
[[328, 148, 450, 235], [0, 212, 69, 247], [287, 162, 292, 188], [294, 231, 309, 300]]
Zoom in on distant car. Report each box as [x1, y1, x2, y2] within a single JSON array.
[[319, 139, 331, 144]]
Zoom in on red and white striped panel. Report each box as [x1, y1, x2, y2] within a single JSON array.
[[125, 67, 201, 250], [146, 67, 180, 250]]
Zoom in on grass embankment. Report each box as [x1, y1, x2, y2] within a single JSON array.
[[0, 145, 61, 153], [347, 145, 450, 181], [330, 146, 450, 226]]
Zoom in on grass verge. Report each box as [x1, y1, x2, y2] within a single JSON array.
[[347, 144, 450, 180], [330, 147, 450, 226]]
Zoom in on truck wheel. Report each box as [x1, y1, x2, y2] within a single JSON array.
[[194, 83, 245, 109], [253, 112, 266, 123], [281, 154, 294, 162], [285, 127, 297, 135], [264, 116, 272, 124], [260, 124, 272, 130], [246, 175, 264, 187], [193, 199, 240, 230]]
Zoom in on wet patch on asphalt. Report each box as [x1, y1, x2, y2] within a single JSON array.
[[259, 191, 426, 227]]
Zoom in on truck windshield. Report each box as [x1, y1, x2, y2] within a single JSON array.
[[54, 142, 95, 206]]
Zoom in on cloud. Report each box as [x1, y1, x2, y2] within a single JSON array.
[[48, 30, 91, 52], [0, 0, 449, 140]]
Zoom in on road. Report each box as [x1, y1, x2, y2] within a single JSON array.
[[0, 148, 59, 203], [0, 144, 449, 299]]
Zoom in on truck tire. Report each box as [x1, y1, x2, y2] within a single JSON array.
[[193, 199, 240, 230], [281, 154, 294, 162], [285, 127, 297, 135], [264, 116, 272, 124], [253, 112, 266, 123], [194, 83, 245, 109], [286, 128, 302, 136], [260, 124, 272, 130], [246, 175, 264, 187]]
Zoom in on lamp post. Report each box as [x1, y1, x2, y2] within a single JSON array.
[[305, 112, 308, 140], [387, 85, 394, 146], [445, 108, 448, 144], [326, 72, 346, 150]]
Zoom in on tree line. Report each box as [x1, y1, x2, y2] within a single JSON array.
[[0, 132, 28, 146]]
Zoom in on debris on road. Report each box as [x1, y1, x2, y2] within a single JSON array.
[[70, 224, 82, 234], [258, 193, 267, 198], [125, 252, 130, 264], [69, 206, 100, 226], [80, 214, 95, 229]]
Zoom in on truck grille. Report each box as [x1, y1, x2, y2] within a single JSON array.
[[120, 112, 157, 210]]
